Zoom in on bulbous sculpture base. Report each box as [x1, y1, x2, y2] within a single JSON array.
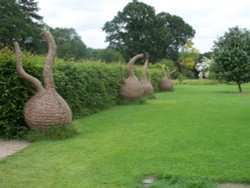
[[24, 89, 72, 130], [160, 76, 172, 91], [120, 76, 144, 100], [141, 79, 153, 95]]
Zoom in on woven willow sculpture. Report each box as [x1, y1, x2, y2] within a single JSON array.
[[140, 54, 153, 95], [14, 31, 72, 130], [159, 65, 172, 91], [120, 53, 144, 99]]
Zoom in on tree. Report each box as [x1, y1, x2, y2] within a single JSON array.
[[103, 0, 156, 62], [155, 12, 195, 61], [213, 26, 250, 92], [179, 39, 200, 70], [17, 0, 43, 22], [103, 0, 195, 63], [201, 51, 213, 59], [50, 28, 87, 60], [0, 0, 45, 52], [86, 48, 125, 63]]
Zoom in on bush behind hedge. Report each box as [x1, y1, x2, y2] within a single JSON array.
[[0, 49, 162, 138]]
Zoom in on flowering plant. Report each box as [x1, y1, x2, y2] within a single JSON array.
[[195, 57, 212, 79]]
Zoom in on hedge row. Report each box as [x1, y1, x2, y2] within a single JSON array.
[[1, 49, 44, 138], [0, 48, 162, 138]]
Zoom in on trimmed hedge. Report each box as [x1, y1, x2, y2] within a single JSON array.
[[0, 48, 42, 138], [0, 49, 162, 138], [54, 62, 124, 116]]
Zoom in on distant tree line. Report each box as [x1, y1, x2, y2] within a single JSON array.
[[0, 0, 198, 65]]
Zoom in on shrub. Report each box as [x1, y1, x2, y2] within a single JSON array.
[[148, 68, 162, 92], [150, 59, 176, 73]]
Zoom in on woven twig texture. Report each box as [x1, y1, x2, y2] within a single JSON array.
[[14, 31, 72, 130], [140, 55, 153, 95], [120, 54, 144, 99], [160, 65, 172, 91]]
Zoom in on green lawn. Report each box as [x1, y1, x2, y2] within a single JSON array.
[[1, 84, 250, 188]]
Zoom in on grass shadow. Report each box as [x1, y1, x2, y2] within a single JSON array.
[[26, 124, 79, 142]]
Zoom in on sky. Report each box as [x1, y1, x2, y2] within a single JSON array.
[[37, 0, 250, 53]]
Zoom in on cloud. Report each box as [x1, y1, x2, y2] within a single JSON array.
[[78, 29, 108, 49], [37, 0, 250, 53]]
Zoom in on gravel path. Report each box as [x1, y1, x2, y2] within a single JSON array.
[[217, 183, 250, 188], [0, 139, 29, 160]]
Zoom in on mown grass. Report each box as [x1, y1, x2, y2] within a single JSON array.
[[172, 79, 220, 85], [0, 84, 250, 187]]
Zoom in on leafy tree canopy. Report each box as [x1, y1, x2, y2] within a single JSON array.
[[179, 39, 200, 72], [156, 12, 195, 61], [86, 48, 125, 63], [50, 27, 87, 60], [213, 26, 250, 92], [17, 0, 43, 22], [103, 0, 195, 63], [0, 0, 45, 53]]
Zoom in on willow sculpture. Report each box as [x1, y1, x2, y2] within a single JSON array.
[[120, 53, 144, 99], [140, 54, 153, 95], [14, 31, 72, 130], [159, 65, 172, 91]]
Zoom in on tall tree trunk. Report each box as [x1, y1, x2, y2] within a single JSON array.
[[237, 80, 242, 93]]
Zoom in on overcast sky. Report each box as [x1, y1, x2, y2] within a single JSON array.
[[37, 0, 250, 53]]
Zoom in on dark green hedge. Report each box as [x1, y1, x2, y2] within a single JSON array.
[[0, 49, 37, 138], [0, 48, 162, 138], [54, 62, 124, 116]]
